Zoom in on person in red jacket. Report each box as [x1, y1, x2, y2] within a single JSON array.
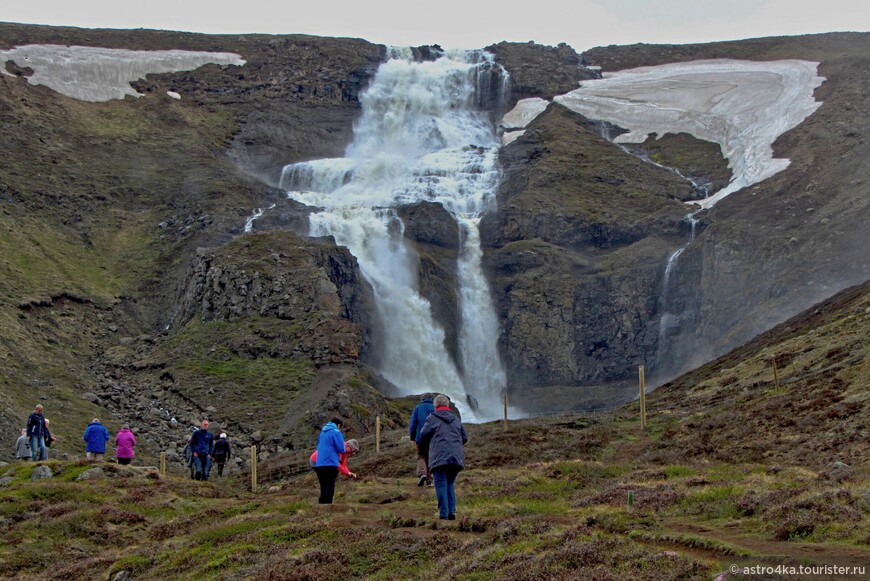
[[309, 439, 360, 480], [115, 426, 137, 465]]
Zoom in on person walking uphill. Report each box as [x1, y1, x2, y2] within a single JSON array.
[[213, 433, 231, 477], [26, 404, 47, 461], [189, 420, 215, 481], [83, 418, 110, 461], [417, 394, 467, 520], [409, 393, 435, 487], [115, 426, 137, 465], [314, 417, 347, 504]]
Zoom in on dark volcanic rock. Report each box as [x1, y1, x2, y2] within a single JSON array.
[[481, 104, 691, 399], [486, 41, 596, 106], [396, 201, 460, 249], [396, 202, 462, 368]]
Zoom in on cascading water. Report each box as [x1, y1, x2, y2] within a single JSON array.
[[657, 211, 700, 356], [592, 124, 708, 372], [278, 49, 509, 420]]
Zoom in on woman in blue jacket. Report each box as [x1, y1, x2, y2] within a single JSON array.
[[314, 417, 347, 504], [417, 395, 467, 520]]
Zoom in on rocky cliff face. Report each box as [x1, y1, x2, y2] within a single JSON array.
[[479, 104, 693, 408], [581, 33, 870, 381]]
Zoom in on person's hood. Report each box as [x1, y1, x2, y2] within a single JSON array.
[[420, 397, 433, 404], [432, 409, 458, 424], [321, 422, 340, 433], [118, 428, 132, 433]]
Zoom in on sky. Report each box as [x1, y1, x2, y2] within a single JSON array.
[[2, 0, 869, 51]]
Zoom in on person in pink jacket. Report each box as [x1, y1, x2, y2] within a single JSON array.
[[115, 426, 136, 465]]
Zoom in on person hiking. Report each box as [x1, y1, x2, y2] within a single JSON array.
[[313, 417, 347, 504], [43, 418, 57, 458], [409, 393, 435, 486], [310, 438, 360, 480], [417, 394, 467, 520], [213, 433, 231, 477], [26, 404, 47, 461], [15, 429, 30, 460], [115, 426, 136, 465], [83, 418, 110, 461], [189, 420, 215, 481]]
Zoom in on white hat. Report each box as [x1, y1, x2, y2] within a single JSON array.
[[220, 433, 227, 439]]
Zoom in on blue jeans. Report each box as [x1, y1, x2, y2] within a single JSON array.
[[432, 465, 461, 518], [30, 435, 46, 461], [194, 455, 212, 480]]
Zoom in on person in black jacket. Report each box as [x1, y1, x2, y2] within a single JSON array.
[[417, 394, 468, 520], [26, 404, 47, 461], [213, 433, 231, 477]]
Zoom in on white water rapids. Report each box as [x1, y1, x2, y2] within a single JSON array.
[[279, 49, 508, 420]]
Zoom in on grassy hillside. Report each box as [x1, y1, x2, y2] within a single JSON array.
[[1, 282, 868, 579]]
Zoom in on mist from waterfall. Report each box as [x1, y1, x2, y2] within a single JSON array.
[[279, 49, 508, 420]]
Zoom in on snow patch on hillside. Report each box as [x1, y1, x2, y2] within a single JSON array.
[[0, 44, 245, 102], [554, 59, 824, 208]]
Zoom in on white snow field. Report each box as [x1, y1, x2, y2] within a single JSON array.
[[0, 44, 245, 102], [500, 59, 824, 208]]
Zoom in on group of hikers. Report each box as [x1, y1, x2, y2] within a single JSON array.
[[14, 404, 138, 464], [15, 393, 466, 520], [313, 393, 467, 520], [182, 419, 233, 481]]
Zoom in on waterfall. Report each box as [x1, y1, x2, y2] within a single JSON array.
[[656, 211, 700, 365], [244, 203, 276, 233], [279, 49, 509, 420]]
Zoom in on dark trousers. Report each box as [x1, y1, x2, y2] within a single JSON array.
[[117, 458, 132, 465], [314, 466, 339, 504]]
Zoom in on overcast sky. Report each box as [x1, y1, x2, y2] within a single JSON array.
[[3, 0, 869, 51]]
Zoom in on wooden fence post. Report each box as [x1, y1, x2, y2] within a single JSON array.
[[251, 446, 258, 493], [503, 393, 508, 430], [639, 365, 647, 432], [159, 452, 166, 477], [375, 415, 381, 454]]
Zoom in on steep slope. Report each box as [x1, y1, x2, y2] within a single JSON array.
[[0, 23, 386, 460]]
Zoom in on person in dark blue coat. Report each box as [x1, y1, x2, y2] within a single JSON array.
[[83, 418, 110, 461], [417, 394, 467, 520], [409, 394, 435, 486], [26, 404, 47, 461], [314, 417, 346, 504], [189, 419, 215, 481]]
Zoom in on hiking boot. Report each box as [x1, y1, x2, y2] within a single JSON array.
[[418, 475, 427, 487], [426, 478, 433, 487], [448, 514, 455, 520]]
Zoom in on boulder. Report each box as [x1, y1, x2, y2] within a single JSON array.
[[76, 467, 107, 481], [31, 466, 53, 480]]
